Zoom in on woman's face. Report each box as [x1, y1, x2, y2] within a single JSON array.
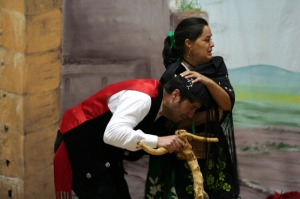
[[189, 25, 214, 65]]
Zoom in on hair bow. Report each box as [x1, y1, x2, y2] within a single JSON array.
[[168, 31, 175, 49]]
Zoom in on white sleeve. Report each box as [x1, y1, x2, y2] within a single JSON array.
[[103, 90, 158, 151]]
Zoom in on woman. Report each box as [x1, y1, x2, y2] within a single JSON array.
[[145, 17, 240, 199]]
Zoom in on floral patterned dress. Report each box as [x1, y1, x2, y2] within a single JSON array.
[[145, 57, 240, 199]]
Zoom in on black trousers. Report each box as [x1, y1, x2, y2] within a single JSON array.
[[72, 167, 131, 199]]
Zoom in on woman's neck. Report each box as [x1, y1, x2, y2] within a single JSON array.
[[182, 57, 196, 70]]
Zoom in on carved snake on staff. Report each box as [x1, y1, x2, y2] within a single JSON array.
[[138, 129, 219, 199]]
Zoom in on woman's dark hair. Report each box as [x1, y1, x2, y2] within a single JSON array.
[[163, 75, 210, 107], [163, 17, 208, 68]]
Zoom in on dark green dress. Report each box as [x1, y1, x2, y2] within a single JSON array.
[[145, 57, 240, 199]]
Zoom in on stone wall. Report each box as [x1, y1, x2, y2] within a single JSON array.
[[0, 0, 62, 198]]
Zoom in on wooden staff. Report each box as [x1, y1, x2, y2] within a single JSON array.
[[138, 129, 219, 199]]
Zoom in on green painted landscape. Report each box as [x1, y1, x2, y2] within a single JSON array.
[[229, 65, 300, 128]]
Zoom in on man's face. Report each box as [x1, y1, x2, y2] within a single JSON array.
[[164, 97, 201, 123]]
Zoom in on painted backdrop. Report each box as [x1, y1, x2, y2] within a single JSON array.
[[60, 0, 300, 198], [199, 0, 300, 197]]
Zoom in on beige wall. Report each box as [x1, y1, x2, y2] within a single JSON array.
[[0, 0, 62, 198]]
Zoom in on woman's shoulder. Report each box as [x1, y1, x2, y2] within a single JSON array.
[[212, 56, 229, 74], [212, 56, 225, 68]]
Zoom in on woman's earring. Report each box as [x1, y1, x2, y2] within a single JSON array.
[[188, 48, 192, 58]]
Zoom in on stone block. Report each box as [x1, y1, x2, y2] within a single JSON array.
[[0, 176, 23, 199], [25, 0, 62, 15], [24, 125, 57, 199], [0, 49, 25, 94], [0, 9, 3, 46], [0, 91, 24, 133], [24, 50, 61, 94], [23, 90, 60, 133], [1, 9, 26, 52], [0, 129, 24, 178], [1, 0, 25, 13], [25, 169, 55, 199], [26, 9, 62, 53], [0, 48, 61, 95]]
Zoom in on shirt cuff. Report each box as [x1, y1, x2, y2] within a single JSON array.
[[142, 134, 158, 149]]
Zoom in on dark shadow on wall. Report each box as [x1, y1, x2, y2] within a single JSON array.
[[61, 0, 171, 113]]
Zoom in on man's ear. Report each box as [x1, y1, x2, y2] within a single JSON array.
[[171, 89, 181, 102]]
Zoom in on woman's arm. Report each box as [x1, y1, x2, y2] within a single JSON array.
[[180, 71, 232, 111]]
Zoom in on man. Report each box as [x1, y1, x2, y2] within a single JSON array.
[[53, 75, 209, 199]]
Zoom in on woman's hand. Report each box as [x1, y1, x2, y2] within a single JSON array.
[[180, 71, 209, 84], [180, 71, 232, 111]]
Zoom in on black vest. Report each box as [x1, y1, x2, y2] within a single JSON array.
[[61, 86, 163, 181]]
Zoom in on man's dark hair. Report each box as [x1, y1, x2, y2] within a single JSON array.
[[163, 75, 210, 107]]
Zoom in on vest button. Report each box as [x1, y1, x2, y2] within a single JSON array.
[[86, 173, 92, 179], [105, 162, 110, 168]]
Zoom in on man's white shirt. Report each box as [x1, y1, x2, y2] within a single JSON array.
[[103, 90, 159, 151]]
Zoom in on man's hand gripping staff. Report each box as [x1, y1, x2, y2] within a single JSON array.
[[138, 129, 219, 199]]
